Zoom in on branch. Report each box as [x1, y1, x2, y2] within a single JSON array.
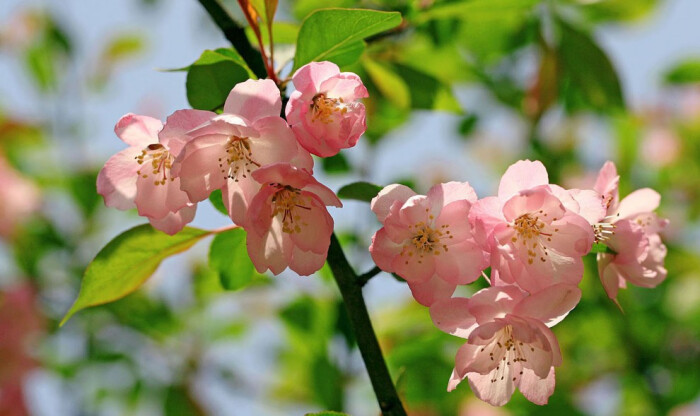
[[358, 266, 382, 287], [327, 234, 407, 416], [196, 0, 267, 79]]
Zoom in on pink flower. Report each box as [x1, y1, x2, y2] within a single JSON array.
[[286, 62, 368, 157], [0, 155, 41, 238], [469, 160, 594, 293], [592, 162, 668, 300], [430, 284, 581, 406], [245, 163, 342, 276], [171, 79, 312, 226], [96, 112, 205, 235], [369, 182, 488, 306]]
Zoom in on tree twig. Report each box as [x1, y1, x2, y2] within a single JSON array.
[[358, 265, 382, 287], [327, 233, 407, 416], [196, 0, 267, 79]]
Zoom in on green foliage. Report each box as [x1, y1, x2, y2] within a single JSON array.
[[293, 9, 402, 70], [61, 225, 211, 325], [664, 58, 700, 85], [208, 189, 228, 216], [208, 228, 265, 291], [415, 0, 538, 22], [337, 181, 383, 202], [305, 411, 350, 416], [321, 152, 351, 174], [590, 243, 616, 254], [186, 49, 255, 111], [557, 19, 625, 113]]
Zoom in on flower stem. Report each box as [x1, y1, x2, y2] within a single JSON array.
[[327, 233, 407, 416], [196, 0, 268, 79]]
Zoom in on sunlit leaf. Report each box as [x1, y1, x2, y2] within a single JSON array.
[[186, 49, 255, 111], [208, 189, 228, 216], [321, 152, 351, 174], [61, 225, 211, 325], [415, 0, 537, 23], [293, 9, 402, 70], [208, 227, 264, 290], [363, 58, 410, 110], [664, 58, 700, 85], [392, 63, 461, 112], [337, 181, 382, 202]]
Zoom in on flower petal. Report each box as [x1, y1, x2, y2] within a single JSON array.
[[223, 79, 282, 122], [114, 113, 161, 147], [497, 160, 549, 200]]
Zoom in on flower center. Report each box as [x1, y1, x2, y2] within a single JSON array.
[[479, 325, 532, 384], [310, 93, 347, 124], [399, 209, 454, 265], [219, 136, 260, 181], [135, 143, 174, 186], [510, 211, 558, 265], [270, 184, 311, 234]]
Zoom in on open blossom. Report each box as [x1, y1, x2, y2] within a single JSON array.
[[469, 160, 594, 293], [430, 284, 581, 406], [286, 61, 368, 157], [369, 182, 488, 306], [245, 163, 342, 276], [96, 112, 205, 235], [171, 79, 312, 226], [0, 155, 41, 238], [592, 161, 668, 300]]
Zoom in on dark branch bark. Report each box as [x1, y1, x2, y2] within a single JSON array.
[[327, 234, 407, 416], [196, 0, 267, 79], [358, 266, 382, 287]]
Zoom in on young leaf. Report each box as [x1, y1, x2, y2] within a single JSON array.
[[664, 58, 700, 85], [208, 189, 228, 216], [337, 181, 382, 202], [293, 9, 402, 70], [61, 225, 211, 325], [209, 228, 264, 291], [186, 49, 255, 111], [392, 63, 461, 112]]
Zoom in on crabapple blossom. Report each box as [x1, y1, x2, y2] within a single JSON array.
[[469, 160, 594, 293], [286, 61, 368, 157], [369, 182, 488, 306], [171, 79, 312, 226], [592, 161, 668, 300], [430, 284, 581, 406], [245, 163, 342, 276], [96, 112, 204, 235]]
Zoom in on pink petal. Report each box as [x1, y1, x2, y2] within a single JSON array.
[[447, 368, 464, 392], [148, 205, 196, 235], [289, 194, 334, 254], [429, 297, 477, 338], [597, 253, 621, 300], [97, 147, 141, 210], [513, 284, 581, 327], [434, 200, 474, 244], [594, 160, 619, 212], [392, 247, 435, 283], [223, 79, 282, 122], [518, 366, 555, 405], [501, 186, 565, 223], [407, 274, 456, 307], [435, 240, 487, 285], [134, 176, 190, 219], [369, 228, 402, 272], [398, 195, 432, 225], [289, 245, 327, 276], [497, 160, 549, 200], [289, 61, 341, 98], [246, 218, 293, 275], [467, 367, 516, 406], [467, 286, 526, 323], [427, 181, 478, 206], [159, 109, 216, 154], [616, 188, 661, 220], [172, 134, 229, 202], [319, 72, 369, 100], [222, 174, 261, 226], [114, 113, 162, 147], [371, 184, 416, 223], [468, 196, 504, 248]]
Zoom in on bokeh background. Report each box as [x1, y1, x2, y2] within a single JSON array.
[[1, 0, 700, 415]]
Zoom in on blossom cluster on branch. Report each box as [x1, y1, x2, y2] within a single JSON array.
[[369, 159, 668, 406], [97, 61, 364, 275]]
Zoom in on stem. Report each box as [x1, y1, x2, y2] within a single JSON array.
[[327, 233, 407, 416], [358, 266, 382, 287], [196, 0, 267, 79]]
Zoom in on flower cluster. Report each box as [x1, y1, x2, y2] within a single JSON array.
[[369, 159, 668, 406], [97, 62, 365, 276]]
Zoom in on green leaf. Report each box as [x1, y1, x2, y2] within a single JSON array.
[[321, 152, 351, 174], [416, 0, 537, 23], [208, 189, 228, 216], [186, 49, 255, 111], [209, 228, 264, 291], [664, 58, 700, 85], [337, 181, 382, 202], [591, 242, 616, 255], [293, 9, 402, 70], [60, 225, 211, 325], [392, 63, 461, 112], [245, 22, 300, 45], [557, 20, 625, 112], [363, 58, 411, 110], [310, 355, 344, 410]]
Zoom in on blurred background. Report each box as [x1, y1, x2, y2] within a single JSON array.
[[1, 0, 699, 415]]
